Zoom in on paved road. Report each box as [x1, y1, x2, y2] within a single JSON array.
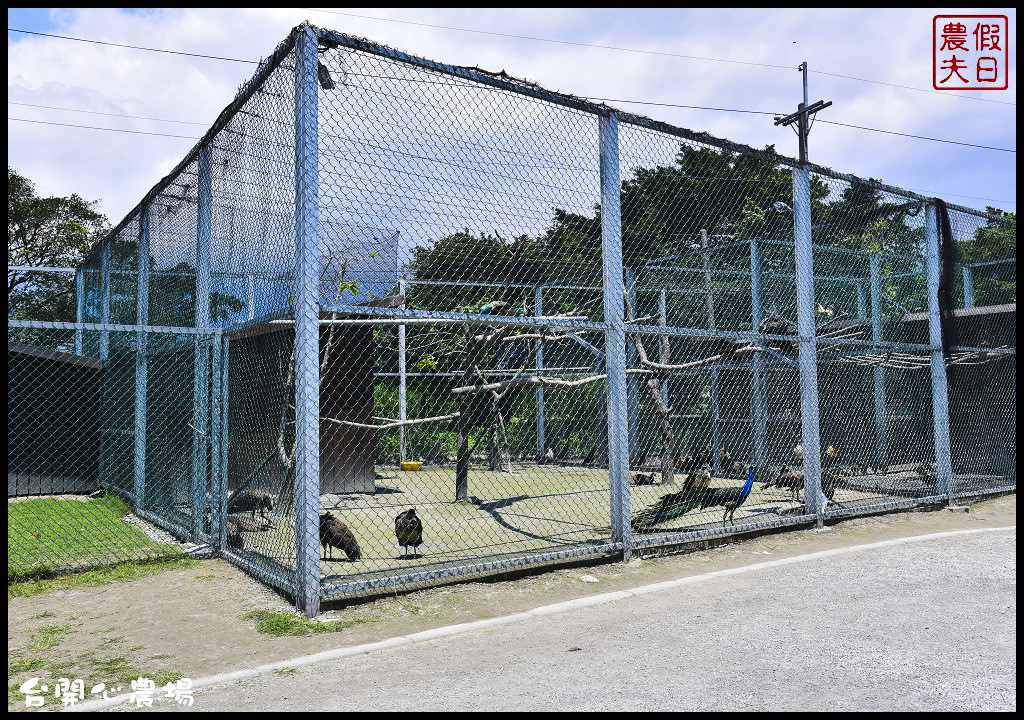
[[131, 529, 1017, 712]]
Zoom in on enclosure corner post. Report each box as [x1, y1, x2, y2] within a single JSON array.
[[134, 206, 150, 509], [599, 112, 632, 560], [192, 143, 213, 540], [869, 253, 886, 468], [294, 24, 323, 617], [792, 167, 824, 517], [925, 204, 954, 499]]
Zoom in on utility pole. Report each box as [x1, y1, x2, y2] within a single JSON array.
[[773, 62, 832, 164], [775, 62, 832, 519]]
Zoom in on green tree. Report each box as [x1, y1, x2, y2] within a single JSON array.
[[959, 208, 1016, 305], [7, 167, 108, 322]]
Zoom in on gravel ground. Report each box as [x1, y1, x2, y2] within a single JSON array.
[[122, 526, 1016, 712]]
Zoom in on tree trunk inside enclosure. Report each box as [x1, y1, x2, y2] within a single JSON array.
[[455, 323, 474, 502], [487, 396, 510, 472]]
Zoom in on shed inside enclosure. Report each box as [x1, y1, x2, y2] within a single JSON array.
[[8, 342, 103, 496], [227, 298, 402, 496]]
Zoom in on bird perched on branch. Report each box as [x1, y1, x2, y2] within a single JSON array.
[[319, 511, 361, 562], [824, 444, 842, 468], [395, 508, 424, 559], [478, 300, 509, 315], [228, 489, 274, 521]]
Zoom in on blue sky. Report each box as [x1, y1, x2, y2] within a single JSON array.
[[7, 8, 1017, 231]]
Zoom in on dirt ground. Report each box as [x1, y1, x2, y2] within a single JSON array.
[[6, 492, 1015, 711]]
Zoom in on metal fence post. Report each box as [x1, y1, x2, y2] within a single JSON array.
[[869, 254, 886, 468], [192, 143, 213, 539], [75, 268, 84, 354], [962, 264, 975, 309], [599, 112, 632, 560], [792, 167, 824, 516], [750, 237, 767, 466], [294, 24, 323, 615], [925, 204, 954, 498], [134, 206, 150, 508], [100, 238, 110, 360], [535, 284, 546, 461], [218, 335, 230, 552], [399, 277, 408, 463]]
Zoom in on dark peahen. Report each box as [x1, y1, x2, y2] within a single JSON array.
[[395, 508, 424, 559], [632, 466, 758, 531], [319, 512, 362, 562]]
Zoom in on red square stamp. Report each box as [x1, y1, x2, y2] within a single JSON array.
[[934, 15, 1009, 90]]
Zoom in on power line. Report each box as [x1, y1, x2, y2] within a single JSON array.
[[587, 97, 1015, 152], [8, 26, 1016, 152], [810, 69, 1015, 107], [816, 119, 1014, 153], [9, 116, 1014, 206], [300, 8, 794, 70], [300, 8, 1015, 107], [7, 27, 258, 63], [587, 98, 777, 115], [9, 101, 209, 126], [8, 117, 201, 140]]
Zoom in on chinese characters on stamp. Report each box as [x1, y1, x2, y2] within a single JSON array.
[[934, 15, 1009, 90]]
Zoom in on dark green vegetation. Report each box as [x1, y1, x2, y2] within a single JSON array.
[[7, 167, 108, 324]]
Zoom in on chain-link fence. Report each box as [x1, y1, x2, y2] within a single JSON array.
[[8, 23, 1015, 613]]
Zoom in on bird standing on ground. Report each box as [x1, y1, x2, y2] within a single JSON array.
[[766, 466, 805, 502], [631, 466, 757, 531], [631, 471, 657, 485], [228, 489, 274, 520], [717, 466, 758, 526], [319, 511, 361, 562], [395, 508, 424, 559]]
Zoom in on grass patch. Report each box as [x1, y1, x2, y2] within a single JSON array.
[[245, 610, 377, 637], [26, 623, 75, 651], [29, 611, 54, 620], [150, 670, 183, 686], [8, 656, 46, 675], [8, 557, 199, 601], [7, 495, 183, 581], [273, 667, 297, 677]]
